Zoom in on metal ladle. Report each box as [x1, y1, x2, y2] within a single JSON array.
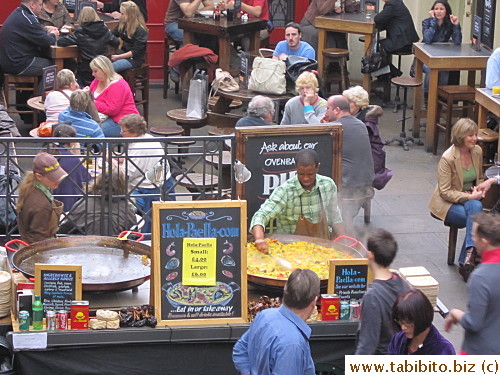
[[268, 252, 293, 271]]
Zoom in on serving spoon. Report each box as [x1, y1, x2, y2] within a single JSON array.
[[267, 252, 293, 271]]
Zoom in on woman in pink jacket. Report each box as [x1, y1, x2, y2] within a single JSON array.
[[89, 55, 138, 137]]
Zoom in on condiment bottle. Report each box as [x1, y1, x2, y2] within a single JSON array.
[[32, 295, 44, 330]]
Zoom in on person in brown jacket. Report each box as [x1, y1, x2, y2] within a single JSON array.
[[16, 153, 67, 244], [428, 118, 484, 281]]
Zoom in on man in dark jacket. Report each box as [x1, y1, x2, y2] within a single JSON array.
[[0, 0, 59, 76], [374, 0, 419, 54]]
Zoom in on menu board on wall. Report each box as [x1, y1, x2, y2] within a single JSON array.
[[235, 124, 343, 225], [152, 201, 248, 326], [34, 264, 82, 316], [327, 259, 372, 302], [475, 0, 496, 50]]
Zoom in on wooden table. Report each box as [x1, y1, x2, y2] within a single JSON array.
[[412, 43, 491, 152], [212, 88, 292, 115], [476, 88, 500, 130], [50, 45, 79, 71], [178, 17, 266, 71], [26, 95, 45, 127], [315, 12, 376, 93]]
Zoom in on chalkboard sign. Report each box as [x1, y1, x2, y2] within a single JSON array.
[[327, 259, 372, 302], [239, 51, 250, 88], [76, 1, 97, 18], [236, 124, 343, 225], [34, 264, 82, 316], [472, 16, 482, 51], [41, 65, 57, 102], [152, 201, 248, 326], [64, 0, 77, 11], [475, 0, 496, 50]]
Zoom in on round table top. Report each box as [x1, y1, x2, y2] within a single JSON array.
[[205, 151, 232, 167], [216, 88, 292, 103], [27, 96, 44, 111], [149, 125, 184, 136], [208, 96, 242, 109], [391, 77, 423, 87], [175, 173, 219, 189], [166, 109, 207, 124], [485, 166, 500, 179]]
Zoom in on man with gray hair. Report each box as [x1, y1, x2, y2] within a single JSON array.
[[236, 95, 275, 127], [322, 95, 374, 234], [233, 269, 320, 375]]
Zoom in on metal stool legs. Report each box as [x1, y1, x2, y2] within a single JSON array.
[[393, 55, 403, 113], [385, 86, 415, 151]]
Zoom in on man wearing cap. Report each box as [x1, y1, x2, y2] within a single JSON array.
[[16, 152, 68, 243]]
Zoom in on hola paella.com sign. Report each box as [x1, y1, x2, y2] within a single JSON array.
[[152, 201, 248, 326]]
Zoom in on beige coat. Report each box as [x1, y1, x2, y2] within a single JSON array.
[[429, 145, 483, 220]]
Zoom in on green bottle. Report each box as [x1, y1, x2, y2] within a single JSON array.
[[32, 295, 44, 330]]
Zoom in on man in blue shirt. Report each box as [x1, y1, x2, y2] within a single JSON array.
[[273, 22, 315, 61], [233, 269, 319, 375], [486, 47, 500, 89]]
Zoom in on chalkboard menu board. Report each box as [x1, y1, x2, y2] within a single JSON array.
[[152, 201, 248, 326], [34, 264, 82, 316], [236, 124, 343, 225], [327, 259, 372, 302], [475, 0, 496, 50], [41, 65, 57, 102], [63, 0, 77, 11]]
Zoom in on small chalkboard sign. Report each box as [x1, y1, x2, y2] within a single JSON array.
[[475, 0, 496, 51], [34, 264, 82, 316], [234, 0, 242, 16], [239, 51, 250, 88], [236, 124, 343, 226], [327, 259, 373, 302], [63, 0, 77, 12], [152, 200, 248, 326], [472, 16, 482, 51], [41, 65, 57, 102], [76, 1, 97, 18]]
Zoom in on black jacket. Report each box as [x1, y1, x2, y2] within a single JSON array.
[[102, 0, 148, 21], [112, 26, 148, 68], [57, 21, 119, 62], [374, 0, 419, 53], [0, 4, 56, 74]]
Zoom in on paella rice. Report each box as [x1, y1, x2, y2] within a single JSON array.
[[247, 238, 355, 279]]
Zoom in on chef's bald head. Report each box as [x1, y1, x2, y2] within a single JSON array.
[[295, 149, 319, 168]]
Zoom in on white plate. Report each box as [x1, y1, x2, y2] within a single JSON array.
[[198, 10, 214, 17]]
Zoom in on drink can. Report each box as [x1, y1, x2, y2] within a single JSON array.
[[57, 310, 68, 330], [320, 294, 340, 321], [350, 300, 361, 321], [19, 311, 30, 331], [340, 300, 351, 320], [71, 301, 89, 329], [46, 310, 57, 332]]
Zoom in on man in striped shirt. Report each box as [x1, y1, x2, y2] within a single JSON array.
[[251, 149, 344, 253]]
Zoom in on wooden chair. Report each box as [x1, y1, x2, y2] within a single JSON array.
[[3, 74, 39, 125], [122, 64, 150, 122], [163, 34, 181, 99], [433, 85, 477, 155], [431, 213, 464, 265], [322, 48, 350, 96]]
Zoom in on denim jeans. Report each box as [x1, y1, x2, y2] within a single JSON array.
[[423, 64, 450, 93], [112, 58, 133, 73], [444, 200, 483, 264], [165, 23, 184, 43], [132, 177, 176, 234], [102, 118, 122, 137]]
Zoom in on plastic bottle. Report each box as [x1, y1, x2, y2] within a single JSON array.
[[32, 295, 44, 330]]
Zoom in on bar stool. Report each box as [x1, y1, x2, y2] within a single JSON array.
[[321, 48, 350, 96], [392, 50, 413, 113], [166, 108, 207, 136], [431, 213, 464, 265], [3, 74, 39, 125], [163, 35, 181, 99], [122, 64, 150, 122], [433, 85, 477, 155], [477, 128, 499, 171], [385, 77, 422, 151]]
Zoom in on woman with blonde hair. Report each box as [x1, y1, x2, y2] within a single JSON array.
[[428, 118, 484, 282], [89, 55, 139, 136], [343, 85, 392, 190], [281, 71, 326, 125], [58, 6, 119, 86], [110, 1, 148, 73], [17, 153, 68, 243]]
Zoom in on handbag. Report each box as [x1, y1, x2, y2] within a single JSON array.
[[186, 69, 209, 119], [285, 55, 318, 92], [210, 68, 239, 98], [361, 32, 390, 74], [248, 49, 286, 95]]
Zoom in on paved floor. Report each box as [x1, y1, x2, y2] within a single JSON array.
[[14, 81, 469, 352]]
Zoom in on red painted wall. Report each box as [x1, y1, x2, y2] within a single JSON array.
[[1, 0, 309, 80]]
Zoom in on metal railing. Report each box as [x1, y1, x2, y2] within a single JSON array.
[[0, 135, 234, 241]]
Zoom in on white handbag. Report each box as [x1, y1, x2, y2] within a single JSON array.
[[248, 49, 286, 95]]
